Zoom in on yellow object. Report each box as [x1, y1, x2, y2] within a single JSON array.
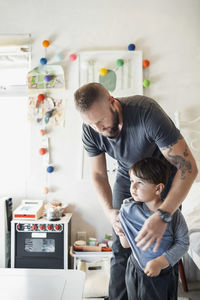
[[99, 68, 108, 76]]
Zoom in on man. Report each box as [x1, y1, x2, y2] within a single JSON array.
[[74, 82, 198, 300]]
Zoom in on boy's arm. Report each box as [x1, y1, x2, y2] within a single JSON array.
[[161, 209, 189, 266], [144, 209, 189, 277]]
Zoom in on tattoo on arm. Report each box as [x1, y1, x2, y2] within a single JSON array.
[[161, 138, 192, 180]]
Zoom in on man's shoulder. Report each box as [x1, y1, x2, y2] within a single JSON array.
[[118, 95, 156, 108]]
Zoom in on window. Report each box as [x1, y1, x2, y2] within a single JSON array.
[[0, 35, 31, 198]]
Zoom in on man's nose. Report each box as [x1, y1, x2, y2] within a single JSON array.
[[93, 123, 104, 132]]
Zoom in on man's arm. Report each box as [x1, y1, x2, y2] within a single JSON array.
[[88, 152, 123, 234], [135, 136, 198, 251]]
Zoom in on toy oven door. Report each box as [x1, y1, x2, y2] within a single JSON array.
[[14, 230, 64, 269]]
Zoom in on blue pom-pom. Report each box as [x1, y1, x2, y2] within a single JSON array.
[[40, 57, 47, 65], [128, 44, 136, 51], [47, 166, 54, 173]]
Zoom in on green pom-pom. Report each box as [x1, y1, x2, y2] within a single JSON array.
[[116, 59, 124, 67], [143, 79, 150, 87]]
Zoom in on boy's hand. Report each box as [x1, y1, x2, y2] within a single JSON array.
[[144, 256, 169, 277], [144, 259, 162, 277], [107, 209, 124, 237]]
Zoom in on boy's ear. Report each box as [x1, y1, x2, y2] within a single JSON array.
[[155, 183, 165, 195]]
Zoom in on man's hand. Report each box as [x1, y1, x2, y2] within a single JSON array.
[[107, 209, 124, 236], [144, 256, 169, 277], [135, 211, 167, 251]]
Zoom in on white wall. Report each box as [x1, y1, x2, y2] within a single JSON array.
[[0, 0, 200, 243]]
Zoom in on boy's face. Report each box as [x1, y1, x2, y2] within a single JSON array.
[[129, 172, 159, 203]]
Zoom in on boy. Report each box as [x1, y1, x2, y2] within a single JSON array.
[[118, 157, 189, 300]]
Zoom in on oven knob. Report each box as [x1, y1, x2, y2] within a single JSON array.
[[40, 224, 45, 231], [55, 224, 61, 231], [17, 224, 21, 230], [47, 224, 53, 231], [32, 224, 37, 231]]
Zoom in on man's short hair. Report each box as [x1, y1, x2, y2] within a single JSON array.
[[129, 157, 170, 185], [74, 82, 108, 112]]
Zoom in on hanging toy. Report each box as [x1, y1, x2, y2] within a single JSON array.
[[43, 187, 50, 194], [99, 68, 108, 76], [69, 53, 77, 61], [40, 58, 47, 65], [44, 75, 52, 82], [143, 79, 150, 87], [128, 43, 136, 51], [42, 40, 50, 48], [116, 59, 124, 67], [37, 94, 45, 102], [47, 166, 54, 173], [39, 148, 47, 155], [40, 129, 46, 136], [143, 59, 150, 68]]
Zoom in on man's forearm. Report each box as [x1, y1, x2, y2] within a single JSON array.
[[161, 137, 198, 214]]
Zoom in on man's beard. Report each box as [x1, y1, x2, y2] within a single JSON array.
[[102, 108, 120, 138]]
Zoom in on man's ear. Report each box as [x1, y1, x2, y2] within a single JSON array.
[[155, 183, 165, 195], [109, 96, 115, 105]]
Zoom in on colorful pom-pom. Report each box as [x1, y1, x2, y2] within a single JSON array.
[[39, 148, 47, 155], [44, 75, 51, 82], [47, 166, 54, 173], [40, 129, 46, 136], [37, 94, 45, 102], [143, 79, 150, 87], [69, 53, 77, 61], [143, 60, 150, 68], [128, 44, 136, 51], [42, 40, 50, 48], [99, 68, 108, 76], [40, 57, 47, 65], [43, 187, 49, 194], [116, 59, 124, 67]]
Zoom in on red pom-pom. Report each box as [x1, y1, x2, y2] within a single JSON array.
[[37, 94, 45, 102], [39, 148, 47, 155], [142, 60, 150, 68]]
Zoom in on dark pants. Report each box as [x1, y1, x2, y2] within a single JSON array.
[[126, 255, 179, 300], [109, 170, 176, 300], [109, 175, 132, 300]]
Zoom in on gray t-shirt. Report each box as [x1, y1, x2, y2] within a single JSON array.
[[82, 95, 181, 179], [119, 197, 189, 269]]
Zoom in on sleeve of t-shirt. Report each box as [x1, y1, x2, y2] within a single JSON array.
[[142, 99, 182, 148], [162, 209, 189, 266], [82, 123, 103, 157]]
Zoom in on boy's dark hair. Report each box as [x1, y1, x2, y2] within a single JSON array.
[[74, 82, 108, 112], [129, 157, 170, 185]]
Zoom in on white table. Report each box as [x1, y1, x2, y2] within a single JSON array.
[[0, 268, 85, 300]]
